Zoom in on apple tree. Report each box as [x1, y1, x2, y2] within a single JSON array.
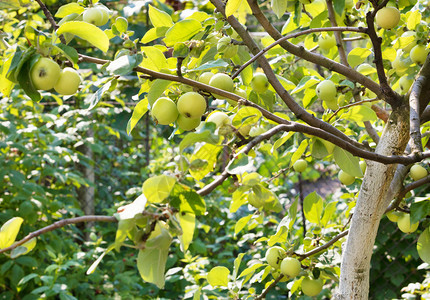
[[1, 0, 430, 299]]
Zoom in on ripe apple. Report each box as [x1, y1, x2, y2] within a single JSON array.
[[386, 210, 402, 222], [318, 35, 336, 51], [177, 92, 207, 118], [293, 159, 307, 173], [338, 170, 355, 185], [301, 277, 324, 296], [209, 73, 235, 99], [83, 8, 104, 26], [410, 45, 429, 64], [176, 114, 201, 131], [280, 257, 301, 278], [151, 97, 179, 125], [316, 80, 337, 102], [397, 213, 419, 233], [398, 75, 413, 94], [30, 57, 61, 90], [198, 72, 214, 85], [96, 5, 111, 26], [410, 164, 428, 181], [54, 67, 81, 95], [251, 73, 269, 93], [265, 246, 285, 269], [375, 7, 400, 29], [206, 111, 231, 128]]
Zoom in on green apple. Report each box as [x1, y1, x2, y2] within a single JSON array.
[[54, 67, 81, 95], [238, 124, 251, 136], [316, 80, 337, 102], [30, 57, 61, 90], [410, 45, 429, 64], [206, 111, 231, 128], [397, 213, 419, 233], [176, 114, 201, 131], [177, 92, 206, 118], [234, 88, 247, 99], [338, 170, 355, 185], [359, 160, 367, 174], [410, 164, 428, 181], [391, 54, 409, 75], [151, 97, 179, 125], [386, 210, 402, 222], [398, 75, 413, 94], [198, 72, 214, 85], [318, 34, 336, 51], [209, 73, 235, 99], [223, 44, 238, 59], [251, 73, 269, 93], [293, 159, 307, 173], [83, 7, 106, 26], [265, 246, 285, 269], [280, 257, 301, 278], [401, 31, 417, 52], [217, 36, 231, 52], [299, 0, 312, 4], [95, 4, 110, 26], [375, 7, 400, 29], [301, 277, 324, 296]]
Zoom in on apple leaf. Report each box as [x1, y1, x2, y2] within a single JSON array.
[[142, 175, 176, 203], [333, 146, 363, 177], [311, 138, 330, 159], [232, 106, 262, 127], [54, 43, 79, 65], [226, 0, 242, 17], [321, 201, 338, 227], [333, 0, 345, 17], [207, 266, 230, 287], [268, 225, 288, 246], [10, 237, 37, 259], [86, 244, 115, 275], [107, 54, 143, 76], [289, 139, 309, 167], [57, 21, 110, 53], [417, 227, 430, 264], [194, 58, 229, 71], [303, 192, 323, 225], [148, 4, 174, 27], [347, 47, 372, 68], [179, 126, 219, 153], [163, 19, 202, 47], [271, 0, 287, 18], [189, 143, 222, 181], [178, 212, 195, 252], [235, 214, 253, 235], [341, 105, 377, 122], [17, 60, 41, 102], [137, 246, 170, 289], [230, 186, 249, 213], [141, 46, 168, 72], [141, 27, 170, 44], [410, 200, 430, 225], [233, 253, 245, 280], [291, 76, 319, 94], [114, 219, 135, 251], [0, 52, 15, 97], [0, 217, 24, 249], [170, 183, 206, 215], [87, 78, 117, 110], [278, 198, 298, 230], [272, 132, 294, 152], [407, 10, 421, 31], [226, 153, 254, 175], [55, 3, 84, 18], [147, 79, 173, 107], [126, 97, 149, 135]]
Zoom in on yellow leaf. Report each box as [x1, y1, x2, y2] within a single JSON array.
[[57, 21, 109, 53]]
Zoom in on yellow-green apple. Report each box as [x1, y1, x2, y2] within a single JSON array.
[[401, 31, 417, 52], [398, 75, 413, 94], [386, 210, 402, 222], [316, 80, 337, 102], [301, 277, 324, 296], [265, 246, 285, 269], [375, 7, 400, 29], [410, 164, 428, 180], [206, 111, 231, 128], [198, 72, 214, 85], [176, 114, 201, 131], [318, 34, 336, 51], [280, 257, 301, 278], [410, 45, 429, 64], [397, 213, 419, 233], [151, 97, 179, 125], [30, 57, 61, 90], [209, 73, 234, 99], [83, 7, 105, 26], [54, 67, 81, 95], [177, 92, 206, 118], [251, 73, 269, 93], [338, 170, 355, 185], [293, 159, 307, 173]]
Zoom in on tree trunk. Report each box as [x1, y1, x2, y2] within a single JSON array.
[[335, 106, 410, 299]]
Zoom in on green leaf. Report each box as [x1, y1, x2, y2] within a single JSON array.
[[230, 186, 249, 213], [107, 54, 143, 76], [289, 139, 308, 167], [55, 3, 84, 18], [193, 58, 229, 71], [141, 46, 168, 72], [341, 105, 377, 122], [303, 192, 323, 224], [141, 27, 169, 44], [271, 0, 287, 18], [114, 219, 135, 251], [17, 60, 41, 102], [87, 78, 116, 110], [272, 132, 294, 152], [137, 246, 170, 289], [0, 53, 15, 97], [311, 138, 330, 159], [268, 225, 288, 246], [114, 17, 128, 34], [233, 253, 245, 280], [189, 143, 222, 181], [410, 200, 430, 225], [147, 79, 172, 107], [417, 227, 430, 264], [278, 198, 298, 230], [171, 183, 206, 215], [142, 175, 176, 203], [207, 266, 230, 287], [179, 125, 219, 153], [164, 19, 202, 47], [321, 201, 337, 227], [0, 217, 24, 249], [291, 76, 319, 94], [178, 212, 195, 252], [407, 10, 421, 31], [54, 43, 79, 65], [226, 0, 242, 17], [126, 98, 149, 135], [18, 273, 39, 286], [333, 146, 363, 177], [148, 4, 174, 27], [347, 48, 372, 68], [10, 237, 37, 259], [7, 47, 36, 83], [333, 0, 345, 17], [57, 21, 110, 53], [235, 214, 253, 235], [226, 153, 254, 175], [232, 106, 262, 127]]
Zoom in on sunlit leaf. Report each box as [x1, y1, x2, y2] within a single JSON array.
[[148, 4, 174, 27], [303, 192, 323, 224], [164, 19, 202, 47], [178, 212, 195, 252], [226, 0, 242, 17], [341, 105, 377, 122], [235, 214, 253, 235], [57, 21, 110, 52], [55, 3, 84, 18], [207, 266, 230, 287], [10, 237, 37, 259], [271, 0, 287, 18], [87, 78, 117, 110], [142, 175, 176, 203], [0, 217, 24, 249], [137, 244, 170, 288], [126, 98, 149, 135], [417, 228, 430, 264], [347, 48, 372, 68], [333, 146, 363, 177]]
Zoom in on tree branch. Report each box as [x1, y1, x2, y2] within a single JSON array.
[[34, 0, 67, 44], [410, 76, 425, 153], [386, 174, 430, 212], [326, 0, 349, 66], [0, 216, 117, 254], [296, 230, 349, 259]]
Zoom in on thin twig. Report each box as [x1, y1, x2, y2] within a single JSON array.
[[255, 274, 285, 300], [328, 98, 379, 122], [296, 230, 349, 259]]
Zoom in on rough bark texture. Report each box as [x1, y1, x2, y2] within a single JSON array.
[[334, 106, 410, 299]]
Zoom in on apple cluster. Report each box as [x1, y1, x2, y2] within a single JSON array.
[[265, 246, 324, 296], [386, 210, 419, 234], [151, 92, 207, 131], [30, 57, 81, 95]]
